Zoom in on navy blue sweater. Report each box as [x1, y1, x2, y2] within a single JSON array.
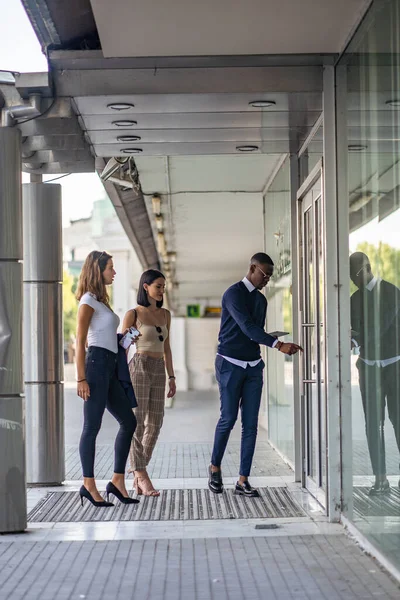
[[217, 281, 277, 361]]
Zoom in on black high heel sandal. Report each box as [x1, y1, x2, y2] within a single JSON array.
[[106, 481, 139, 504], [79, 485, 114, 507]]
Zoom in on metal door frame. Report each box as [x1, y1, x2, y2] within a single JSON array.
[[296, 159, 328, 510]]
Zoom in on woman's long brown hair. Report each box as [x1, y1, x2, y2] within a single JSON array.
[[76, 250, 113, 308]]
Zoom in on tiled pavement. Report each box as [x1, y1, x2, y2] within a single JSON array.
[[65, 441, 292, 480], [1, 387, 400, 598], [1, 536, 399, 600]]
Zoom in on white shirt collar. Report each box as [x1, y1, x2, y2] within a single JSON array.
[[242, 277, 256, 293], [366, 276, 380, 291]]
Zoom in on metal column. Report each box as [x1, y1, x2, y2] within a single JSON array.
[[23, 183, 65, 485], [322, 66, 342, 522], [289, 154, 302, 483], [0, 127, 26, 533]]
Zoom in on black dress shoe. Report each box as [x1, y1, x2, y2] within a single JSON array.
[[208, 465, 223, 494], [368, 480, 390, 496], [234, 481, 260, 497]]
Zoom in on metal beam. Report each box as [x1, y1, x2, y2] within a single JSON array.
[[21, 148, 93, 165], [14, 72, 52, 98], [20, 0, 61, 49], [49, 50, 336, 70], [22, 134, 86, 152], [96, 158, 159, 270], [50, 66, 323, 96], [18, 117, 82, 137], [21, 0, 97, 50], [22, 160, 95, 174]]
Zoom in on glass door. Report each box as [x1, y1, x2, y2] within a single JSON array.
[[297, 162, 327, 508]]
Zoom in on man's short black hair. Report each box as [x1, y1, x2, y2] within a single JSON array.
[[350, 251, 370, 268], [250, 252, 274, 266]]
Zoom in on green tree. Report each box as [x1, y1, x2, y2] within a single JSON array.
[[63, 270, 78, 342]]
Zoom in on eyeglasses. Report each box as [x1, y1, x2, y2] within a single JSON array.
[[256, 265, 271, 279], [355, 264, 368, 277], [155, 326, 164, 342]]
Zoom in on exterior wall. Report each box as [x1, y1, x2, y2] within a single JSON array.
[[169, 317, 189, 391], [186, 318, 220, 391], [336, 0, 400, 575]]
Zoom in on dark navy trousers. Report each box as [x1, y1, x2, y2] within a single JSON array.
[[79, 346, 137, 478], [211, 355, 264, 477]]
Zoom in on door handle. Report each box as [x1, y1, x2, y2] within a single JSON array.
[[303, 379, 316, 384]]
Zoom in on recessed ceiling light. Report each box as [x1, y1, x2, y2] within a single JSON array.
[[348, 144, 368, 152], [386, 99, 400, 107], [107, 103, 135, 111], [112, 120, 138, 127], [249, 100, 276, 108], [236, 145, 259, 152], [117, 135, 142, 142], [120, 147, 143, 154]]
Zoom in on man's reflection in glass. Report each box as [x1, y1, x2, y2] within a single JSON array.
[[350, 252, 400, 495]]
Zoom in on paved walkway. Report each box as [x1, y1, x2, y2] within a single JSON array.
[[1, 381, 399, 599], [1, 536, 399, 600]]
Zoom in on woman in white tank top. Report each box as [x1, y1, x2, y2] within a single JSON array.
[[76, 250, 139, 508]]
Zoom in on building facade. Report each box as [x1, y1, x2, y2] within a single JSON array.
[[264, 0, 400, 574], [1, 0, 400, 578]]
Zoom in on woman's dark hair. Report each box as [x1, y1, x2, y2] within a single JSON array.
[[137, 269, 166, 308]]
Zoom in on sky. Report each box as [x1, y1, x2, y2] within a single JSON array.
[[0, 0, 98, 226], [349, 210, 400, 251]]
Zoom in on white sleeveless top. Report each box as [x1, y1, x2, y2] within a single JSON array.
[[79, 292, 120, 353]]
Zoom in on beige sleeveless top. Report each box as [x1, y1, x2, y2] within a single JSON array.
[[134, 312, 169, 353]]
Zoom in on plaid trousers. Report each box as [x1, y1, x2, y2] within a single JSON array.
[[128, 353, 166, 471]]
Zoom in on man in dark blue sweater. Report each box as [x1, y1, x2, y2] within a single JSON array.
[[350, 252, 400, 496], [209, 252, 302, 497]]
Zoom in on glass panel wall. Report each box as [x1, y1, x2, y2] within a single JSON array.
[[298, 121, 323, 185], [263, 157, 295, 463], [338, 0, 400, 570]]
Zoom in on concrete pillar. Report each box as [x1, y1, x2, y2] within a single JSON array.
[[23, 183, 65, 485], [0, 127, 26, 533]]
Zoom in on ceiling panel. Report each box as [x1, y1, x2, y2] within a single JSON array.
[[134, 153, 282, 311], [81, 111, 322, 131], [95, 141, 293, 156], [171, 191, 264, 305], [136, 154, 282, 194], [77, 92, 321, 158], [88, 127, 312, 144], [74, 93, 322, 115], [91, 0, 368, 56], [169, 155, 281, 192]]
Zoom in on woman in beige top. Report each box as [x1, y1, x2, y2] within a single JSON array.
[[122, 269, 176, 496]]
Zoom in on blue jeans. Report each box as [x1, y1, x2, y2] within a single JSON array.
[[211, 355, 264, 477], [79, 346, 137, 478]]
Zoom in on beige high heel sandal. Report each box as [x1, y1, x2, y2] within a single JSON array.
[[133, 475, 143, 496], [135, 473, 160, 497]]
